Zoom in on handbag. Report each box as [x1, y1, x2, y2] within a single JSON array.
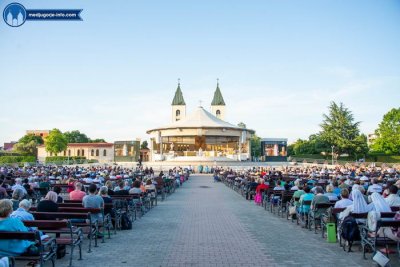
[[289, 206, 297, 215]]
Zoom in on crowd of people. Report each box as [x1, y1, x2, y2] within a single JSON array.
[[219, 164, 400, 259], [0, 164, 190, 265]]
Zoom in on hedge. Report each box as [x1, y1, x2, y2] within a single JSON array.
[[0, 156, 36, 164], [45, 156, 86, 163]]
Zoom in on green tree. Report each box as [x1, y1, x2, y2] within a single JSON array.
[[45, 128, 68, 155], [320, 102, 362, 157], [13, 133, 44, 155], [372, 108, 400, 154], [237, 122, 247, 128], [354, 134, 369, 159], [18, 134, 44, 145], [13, 141, 38, 155], [90, 138, 106, 143], [141, 140, 149, 149], [250, 134, 261, 157], [63, 130, 90, 143]]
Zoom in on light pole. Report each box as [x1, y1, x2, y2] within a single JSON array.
[[331, 145, 334, 166]]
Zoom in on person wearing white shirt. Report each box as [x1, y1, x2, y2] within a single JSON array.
[[367, 179, 382, 194], [334, 188, 353, 208], [385, 185, 400, 207], [11, 178, 27, 195]]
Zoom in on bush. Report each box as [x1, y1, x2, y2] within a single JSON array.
[[0, 156, 36, 164], [45, 156, 86, 163]]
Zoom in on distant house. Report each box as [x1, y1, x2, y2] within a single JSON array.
[[37, 143, 114, 163], [3, 142, 17, 151]]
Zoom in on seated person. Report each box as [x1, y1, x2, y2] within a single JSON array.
[[310, 186, 330, 218], [69, 182, 86, 201], [53, 186, 63, 203], [0, 199, 35, 256], [129, 181, 142, 194], [324, 185, 338, 201], [113, 181, 129, 195], [83, 184, 104, 223], [334, 188, 353, 208], [37, 191, 59, 212], [10, 199, 34, 221], [299, 186, 314, 214], [385, 185, 400, 207], [11, 188, 25, 211]]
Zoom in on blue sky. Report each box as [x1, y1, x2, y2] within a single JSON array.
[[1, 0, 399, 144]]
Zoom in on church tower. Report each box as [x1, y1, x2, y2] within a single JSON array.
[[211, 80, 226, 120], [171, 80, 186, 122]]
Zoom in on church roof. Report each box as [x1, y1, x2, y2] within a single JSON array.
[[171, 83, 186, 105], [147, 106, 254, 133], [211, 83, 225, 106]]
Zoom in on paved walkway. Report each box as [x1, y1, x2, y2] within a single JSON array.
[[57, 175, 390, 267]]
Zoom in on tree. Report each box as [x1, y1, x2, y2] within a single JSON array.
[[90, 138, 106, 143], [319, 102, 362, 157], [45, 128, 68, 155], [372, 108, 400, 154], [250, 134, 261, 157], [141, 140, 149, 149], [13, 133, 44, 155], [18, 134, 44, 145], [237, 122, 247, 128], [63, 130, 90, 143], [13, 141, 38, 155], [354, 134, 369, 159]]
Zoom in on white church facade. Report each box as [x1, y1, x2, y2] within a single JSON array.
[[146, 82, 254, 162]]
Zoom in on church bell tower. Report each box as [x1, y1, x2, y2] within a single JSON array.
[[171, 80, 186, 122], [211, 80, 226, 120]]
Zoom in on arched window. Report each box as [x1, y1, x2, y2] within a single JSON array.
[[96, 149, 99, 156], [63, 150, 66, 156], [77, 150, 80, 157], [68, 150, 71, 156], [175, 109, 180, 121], [103, 149, 107, 156], [91, 149, 94, 156], [81, 149, 85, 156], [216, 110, 221, 118]]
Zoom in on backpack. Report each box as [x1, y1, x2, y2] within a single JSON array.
[[121, 213, 132, 230], [340, 215, 360, 252]]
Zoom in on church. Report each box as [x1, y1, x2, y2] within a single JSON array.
[[146, 82, 254, 162]]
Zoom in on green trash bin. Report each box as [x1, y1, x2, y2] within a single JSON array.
[[326, 223, 336, 243]]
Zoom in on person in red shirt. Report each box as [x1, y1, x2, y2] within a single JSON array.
[[254, 179, 269, 205], [69, 182, 86, 201]]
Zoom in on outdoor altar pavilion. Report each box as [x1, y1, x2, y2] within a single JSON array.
[[146, 82, 255, 162]]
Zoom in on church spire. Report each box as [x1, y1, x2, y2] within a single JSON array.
[[211, 79, 225, 106], [171, 79, 186, 105]]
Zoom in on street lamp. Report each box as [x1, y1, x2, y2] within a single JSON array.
[[331, 145, 334, 166]]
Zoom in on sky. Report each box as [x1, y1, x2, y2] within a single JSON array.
[[1, 0, 399, 145]]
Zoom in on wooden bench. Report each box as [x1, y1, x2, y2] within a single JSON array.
[[22, 220, 83, 267], [0, 231, 56, 267], [31, 211, 97, 253]]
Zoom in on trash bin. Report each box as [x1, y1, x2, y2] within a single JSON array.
[[326, 223, 336, 243]]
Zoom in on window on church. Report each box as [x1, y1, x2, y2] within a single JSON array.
[[82, 149, 85, 156], [68, 150, 71, 156], [176, 109, 180, 121], [216, 110, 221, 118], [77, 150, 80, 157], [91, 149, 94, 156], [103, 149, 107, 156], [96, 149, 99, 156]]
